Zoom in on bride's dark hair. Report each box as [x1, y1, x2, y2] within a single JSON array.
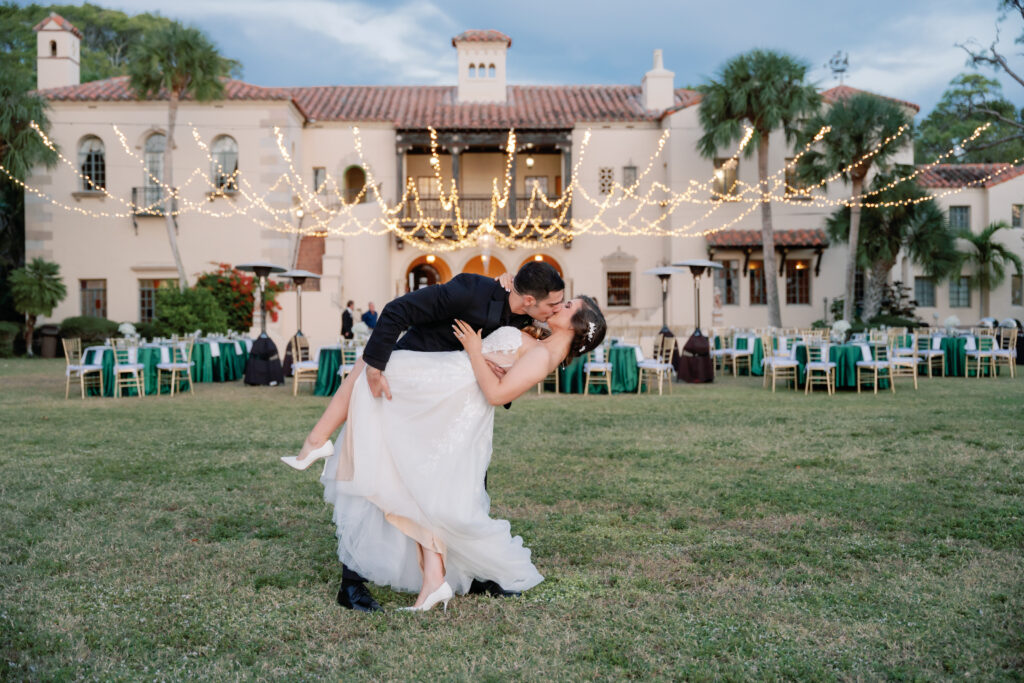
[[564, 295, 606, 363]]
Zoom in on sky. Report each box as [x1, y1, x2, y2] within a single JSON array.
[[22, 0, 1024, 115]]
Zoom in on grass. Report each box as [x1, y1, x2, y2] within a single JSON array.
[[1, 357, 1022, 680]]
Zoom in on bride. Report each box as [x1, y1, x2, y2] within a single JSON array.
[[313, 295, 605, 611]]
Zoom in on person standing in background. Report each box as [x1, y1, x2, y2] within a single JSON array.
[[361, 302, 378, 329], [341, 300, 355, 339]]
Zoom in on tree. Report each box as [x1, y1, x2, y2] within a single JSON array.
[[126, 24, 238, 291], [954, 221, 1023, 318], [825, 167, 958, 320], [915, 73, 1024, 163], [9, 256, 66, 355], [796, 93, 912, 322], [696, 50, 820, 328]]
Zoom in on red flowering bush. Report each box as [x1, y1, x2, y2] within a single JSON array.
[[194, 262, 286, 333]]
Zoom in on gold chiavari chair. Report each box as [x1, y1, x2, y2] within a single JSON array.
[[291, 336, 319, 395], [62, 337, 104, 399]]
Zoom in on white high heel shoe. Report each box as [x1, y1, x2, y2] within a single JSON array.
[[398, 581, 453, 613], [280, 439, 334, 471]]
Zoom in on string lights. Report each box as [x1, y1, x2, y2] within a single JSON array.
[[2, 119, 1017, 253]]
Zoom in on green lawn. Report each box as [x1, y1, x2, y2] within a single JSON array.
[[2, 358, 1022, 680]]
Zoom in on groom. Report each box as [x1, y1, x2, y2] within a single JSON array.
[[332, 261, 565, 612]]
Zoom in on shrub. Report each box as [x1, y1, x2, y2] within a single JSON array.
[[134, 321, 162, 340], [0, 321, 20, 357], [152, 287, 228, 336], [194, 263, 285, 333], [59, 316, 119, 343]]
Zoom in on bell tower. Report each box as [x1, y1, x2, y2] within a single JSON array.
[[453, 30, 511, 104], [34, 12, 81, 90]]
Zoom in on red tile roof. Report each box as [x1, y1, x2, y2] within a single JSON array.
[[706, 229, 828, 249], [821, 85, 920, 113], [916, 163, 1024, 188], [452, 30, 512, 47], [38, 77, 702, 128], [33, 12, 82, 39]]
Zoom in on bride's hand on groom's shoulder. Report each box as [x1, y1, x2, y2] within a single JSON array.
[[453, 319, 482, 354], [495, 273, 513, 292]]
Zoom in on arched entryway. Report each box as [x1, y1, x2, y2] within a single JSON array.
[[344, 165, 367, 203], [518, 253, 562, 276], [462, 255, 507, 277], [405, 254, 452, 292]]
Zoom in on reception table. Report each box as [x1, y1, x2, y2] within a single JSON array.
[[83, 339, 248, 396], [559, 345, 639, 394]]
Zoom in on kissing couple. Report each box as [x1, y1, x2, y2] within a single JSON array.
[[283, 261, 606, 612]]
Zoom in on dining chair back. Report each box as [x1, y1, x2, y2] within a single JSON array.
[[62, 337, 104, 399]]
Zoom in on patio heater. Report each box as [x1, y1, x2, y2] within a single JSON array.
[[671, 259, 722, 383], [643, 266, 683, 336], [279, 269, 321, 377], [237, 261, 286, 386]]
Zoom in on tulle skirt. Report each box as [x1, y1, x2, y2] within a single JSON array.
[[320, 350, 543, 595]]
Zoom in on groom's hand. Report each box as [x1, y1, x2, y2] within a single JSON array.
[[365, 366, 392, 400]]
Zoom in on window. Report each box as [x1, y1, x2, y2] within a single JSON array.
[[80, 279, 106, 318], [785, 260, 810, 304], [914, 277, 936, 307], [524, 176, 548, 196], [713, 158, 738, 198], [344, 165, 367, 203], [313, 167, 327, 194], [1012, 274, 1022, 306], [748, 260, 766, 305], [949, 206, 970, 231], [144, 133, 165, 189], [784, 157, 810, 199], [714, 259, 739, 305], [488, 64, 496, 78], [78, 136, 105, 191], [416, 176, 441, 198], [949, 277, 971, 308], [606, 272, 632, 307], [139, 279, 178, 322], [210, 135, 238, 191], [49, 40, 56, 57], [1013, 204, 1023, 228], [468, 64, 476, 78], [598, 167, 613, 195], [622, 165, 637, 188]]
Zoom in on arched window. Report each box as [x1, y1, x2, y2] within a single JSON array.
[[468, 64, 476, 78], [478, 63, 486, 77], [143, 133, 165, 191], [488, 64, 496, 78], [210, 135, 239, 191], [49, 40, 57, 57], [344, 165, 367, 203], [78, 136, 105, 191]]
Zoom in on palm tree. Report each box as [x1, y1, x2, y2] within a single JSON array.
[[127, 25, 237, 291], [796, 92, 912, 322], [697, 49, 821, 328], [825, 168, 958, 320], [9, 257, 66, 356], [955, 221, 1023, 318]]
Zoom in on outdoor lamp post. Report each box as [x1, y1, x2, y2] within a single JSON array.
[[643, 266, 683, 336], [236, 262, 286, 338], [280, 269, 320, 337], [672, 259, 722, 337]]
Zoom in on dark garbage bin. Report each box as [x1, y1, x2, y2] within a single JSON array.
[[37, 324, 60, 358]]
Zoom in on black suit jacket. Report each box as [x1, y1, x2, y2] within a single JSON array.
[[362, 273, 531, 371], [341, 309, 354, 339]]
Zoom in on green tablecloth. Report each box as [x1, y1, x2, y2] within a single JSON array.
[[827, 343, 890, 389], [559, 346, 638, 394], [192, 341, 247, 383], [940, 336, 968, 377], [733, 336, 764, 376], [84, 346, 183, 396], [314, 348, 342, 396]]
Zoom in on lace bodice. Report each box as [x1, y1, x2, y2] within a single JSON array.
[[480, 326, 524, 368]]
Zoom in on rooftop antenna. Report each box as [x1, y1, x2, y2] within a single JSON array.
[[827, 51, 849, 85]]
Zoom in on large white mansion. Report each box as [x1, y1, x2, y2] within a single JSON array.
[[25, 15, 1024, 352]]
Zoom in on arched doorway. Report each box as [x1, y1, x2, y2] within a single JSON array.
[[518, 253, 562, 276], [405, 254, 452, 292], [462, 255, 507, 277], [344, 165, 367, 203]]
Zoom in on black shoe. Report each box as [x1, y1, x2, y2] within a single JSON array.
[[337, 580, 382, 612], [468, 579, 522, 598]]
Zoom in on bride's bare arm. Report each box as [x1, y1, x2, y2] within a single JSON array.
[[453, 320, 551, 406]]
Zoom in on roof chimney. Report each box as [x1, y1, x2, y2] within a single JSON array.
[[33, 12, 81, 90], [642, 49, 674, 111]]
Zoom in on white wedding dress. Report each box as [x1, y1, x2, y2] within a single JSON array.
[[320, 326, 544, 595]]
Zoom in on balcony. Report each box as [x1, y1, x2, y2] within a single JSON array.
[[400, 196, 563, 224]]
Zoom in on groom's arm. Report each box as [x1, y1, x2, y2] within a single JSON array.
[[361, 274, 479, 372]]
